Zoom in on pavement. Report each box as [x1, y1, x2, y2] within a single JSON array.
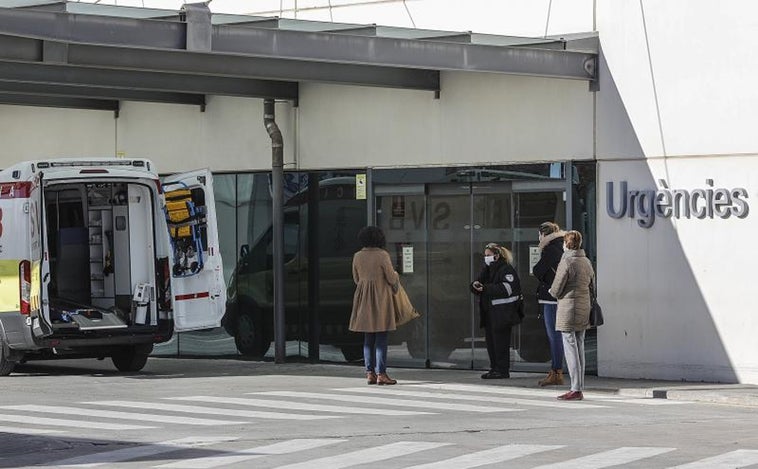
[[141, 357, 758, 409]]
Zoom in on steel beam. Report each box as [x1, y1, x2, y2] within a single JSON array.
[[0, 61, 299, 99], [0, 92, 117, 110], [0, 8, 596, 81], [0, 80, 205, 105]]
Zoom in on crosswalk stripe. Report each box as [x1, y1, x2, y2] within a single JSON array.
[[155, 438, 345, 469], [0, 425, 64, 435], [404, 444, 564, 469], [86, 401, 336, 421], [169, 396, 432, 417], [253, 391, 522, 413], [613, 399, 692, 405], [38, 436, 238, 468], [667, 449, 758, 468], [409, 383, 677, 404], [533, 446, 676, 468], [0, 413, 152, 430], [336, 387, 607, 409], [272, 441, 450, 469], [409, 383, 622, 400], [2, 405, 247, 426]]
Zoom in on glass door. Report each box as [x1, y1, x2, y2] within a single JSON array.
[[427, 184, 473, 367], [511, 181, 567, 369], [375, 178, 568, 371], [375, 185, 428, 368], [470, 184, 513, 370]]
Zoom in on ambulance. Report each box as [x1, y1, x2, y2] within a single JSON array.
[[0, 159, 225, 375]]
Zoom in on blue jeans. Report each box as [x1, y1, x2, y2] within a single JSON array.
[[542, 303, 564, 370], [364, 332, 389, 374]]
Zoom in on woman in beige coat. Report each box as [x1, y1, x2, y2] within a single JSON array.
[[549, 230, 594, 401], [349, 226, 400, 385]]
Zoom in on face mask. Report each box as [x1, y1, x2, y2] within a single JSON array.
[[484, 255, 495, 265]]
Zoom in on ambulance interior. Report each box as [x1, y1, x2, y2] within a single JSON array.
[[44, 182, 159, 332]]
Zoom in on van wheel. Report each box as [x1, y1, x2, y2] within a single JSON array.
[[0, 336, 16, 376], [234, 313, 271, 358], [112, 345, 153, 372]]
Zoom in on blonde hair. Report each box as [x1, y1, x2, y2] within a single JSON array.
[[564, 230, 583, 250], [485, 242, 513, 265]]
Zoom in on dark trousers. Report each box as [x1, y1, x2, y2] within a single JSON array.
[[484, 313, 512, 373]]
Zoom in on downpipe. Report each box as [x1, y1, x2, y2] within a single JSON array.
[[264, 99, 286, 364]]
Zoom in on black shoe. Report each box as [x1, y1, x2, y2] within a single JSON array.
[[481, 370, 509, 379]]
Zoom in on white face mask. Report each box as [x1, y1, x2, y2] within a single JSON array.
[[484, 255, 495, 265]]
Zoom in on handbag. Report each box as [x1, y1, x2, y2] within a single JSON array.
[[393, 281, 421, 327], [589, 281, 604, 327]]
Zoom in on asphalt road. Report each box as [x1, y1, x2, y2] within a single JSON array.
[[1, 357, 757, 468]]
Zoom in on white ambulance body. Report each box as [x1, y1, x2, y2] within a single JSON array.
[[0, 158, 225, 375]]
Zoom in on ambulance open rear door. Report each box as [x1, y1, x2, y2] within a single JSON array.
[[30, 173, 53, 338], [162, 169, 225, 332]]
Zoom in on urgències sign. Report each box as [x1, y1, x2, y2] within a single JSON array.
[[606, 179, 749, 228]]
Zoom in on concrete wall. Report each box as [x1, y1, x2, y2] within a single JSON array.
[[0, 74, 593, 172], [595, 0, 758, 383], [298, 72, 593, 169]]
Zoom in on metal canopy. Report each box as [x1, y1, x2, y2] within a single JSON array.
[[0, 1, 597, 111]]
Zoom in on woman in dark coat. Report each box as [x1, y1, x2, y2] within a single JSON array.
[[471, 243, 523, 379], [349, 226, 400, 385], [532, 222, 566, 387]]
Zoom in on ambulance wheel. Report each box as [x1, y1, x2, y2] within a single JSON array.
[[0, 336, 16, 376], [234, 312, 271, 358], [112, 344, 153, 372]]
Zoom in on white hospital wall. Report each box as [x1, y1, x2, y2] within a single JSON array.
[[595, 0, 758, 383]]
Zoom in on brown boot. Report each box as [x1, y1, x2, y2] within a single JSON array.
[[539, 369, 564, 387], [376, 373, 397, 385], [367, 371, 377, 385]]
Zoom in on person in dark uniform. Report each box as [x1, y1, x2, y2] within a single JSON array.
[[471, 242, 523, 379]]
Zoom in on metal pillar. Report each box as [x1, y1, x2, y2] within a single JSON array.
[[264, 99, 285, 364]]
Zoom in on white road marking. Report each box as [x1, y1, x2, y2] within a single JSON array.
[[86, 400, 336, 421], [2, 405, 247, 426], [409, 383, 691, 404], [533, 446, 676, 468], [668, 449, 758, 468], [0, 413, 152, 430], [38, 436, 238, 468], [273, 441, 450, 469], [168, 395, 432, 416], [253, 391, 521, 413], [0, 425, 64, 435], [156, 438, 345, 469], [337, 387, 606, 409], [404, 444, 564, 469]]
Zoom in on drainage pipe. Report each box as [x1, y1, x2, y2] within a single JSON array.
[[264, 99, 285, 364]]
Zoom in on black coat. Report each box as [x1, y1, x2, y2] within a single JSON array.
[[533, 234, 564, 303], [471, 258, 523, 329]]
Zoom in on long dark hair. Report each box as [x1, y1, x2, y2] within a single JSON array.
[[357, 226, 386, 249]]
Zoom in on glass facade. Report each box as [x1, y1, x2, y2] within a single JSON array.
[[154, 162, 598, 374]]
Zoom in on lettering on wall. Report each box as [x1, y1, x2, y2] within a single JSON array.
[[607, 179, 750, 228]]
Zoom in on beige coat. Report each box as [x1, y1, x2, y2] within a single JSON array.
[[549, 249, 594, 332], [349, 248, 400, 333]]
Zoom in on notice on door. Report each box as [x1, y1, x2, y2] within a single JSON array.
[[529, 246, 540, 275], [355, 174, 366, 200], [402, 246, 414, 274]]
